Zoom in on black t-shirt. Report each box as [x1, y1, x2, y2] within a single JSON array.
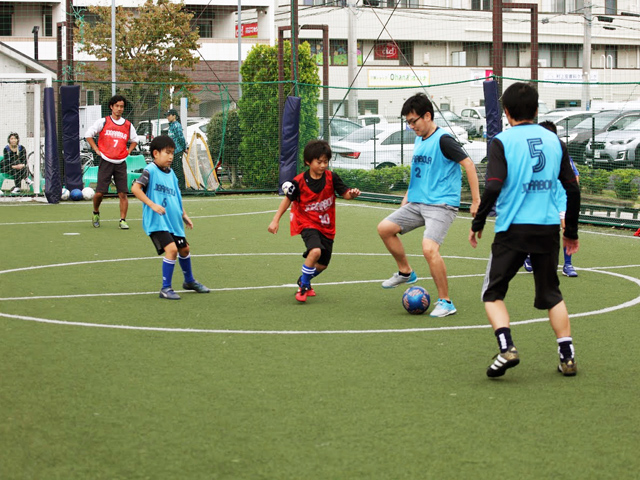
[[288, 170, 349, 201]]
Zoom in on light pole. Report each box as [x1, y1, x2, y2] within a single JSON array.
[[582, 1, 592, 109], [347, 0, 358, 120]]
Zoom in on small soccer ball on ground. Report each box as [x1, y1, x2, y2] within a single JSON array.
[[70, 188, 83, 201], [61, 188, 70, 200], [82, 187, 95, 200], [402, 286, 431, 315]]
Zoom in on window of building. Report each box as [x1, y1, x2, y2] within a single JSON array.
[[452, 51, 466, 66], [540, 44, 582, 68], [471, 0, 492, 11], [0, 5, 14, 36], [189, 7, 215, 38], [73, 7, 100, 28], [605, 0, 616, 14], [42, 6, 53, 37], [304, 39, 362, 66], [397, 41, 413, 66], [463, 43, 491, 66], [359, 100, 378, 116], [604, 45, 618, 68], [504, 43, 520, 67], [543, 0, 584, 13]]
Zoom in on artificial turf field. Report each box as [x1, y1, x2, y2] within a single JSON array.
[[1, 194, 639, 480]]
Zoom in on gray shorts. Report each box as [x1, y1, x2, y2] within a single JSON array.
[[385, 203, 458, 245]]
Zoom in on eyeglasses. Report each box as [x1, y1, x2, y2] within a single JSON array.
[[405, 114, 424, 127]]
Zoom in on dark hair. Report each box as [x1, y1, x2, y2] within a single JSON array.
[[501, 82, 538, 121], [108, 95, 127, 108], [303, 139, 332, 165], [538, 120, 557, 134], [401, 93, 434, 121], [149, 135, 176, 157], [7, 132, 19, 143]]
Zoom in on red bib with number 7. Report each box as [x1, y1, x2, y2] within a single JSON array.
[[97, 116, 132, 162]]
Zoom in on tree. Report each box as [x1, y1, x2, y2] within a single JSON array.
[[75, 0, 200, 120], [238, 41, 321, 189]]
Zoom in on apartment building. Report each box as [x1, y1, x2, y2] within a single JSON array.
[[1, 0, 639, 117]]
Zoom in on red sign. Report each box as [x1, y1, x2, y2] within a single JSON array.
[[235, 22, 258, 38], [374, 42, 399, 60]]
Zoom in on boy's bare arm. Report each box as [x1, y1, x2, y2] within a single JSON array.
[[342, 188, 361, 200], [268, 197, 292, 234], [131, 182, 165, 215]]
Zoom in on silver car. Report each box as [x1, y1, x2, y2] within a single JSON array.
[[585, 117, 640, 169]]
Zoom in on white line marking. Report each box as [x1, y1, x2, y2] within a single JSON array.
[[1, 265, 638, 335]]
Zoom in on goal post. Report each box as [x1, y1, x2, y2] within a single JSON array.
[[0, 74, 52, 196]]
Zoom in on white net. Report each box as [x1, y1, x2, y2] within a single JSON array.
[[0, 74, 49, 197], [184, 132, 219, 191]]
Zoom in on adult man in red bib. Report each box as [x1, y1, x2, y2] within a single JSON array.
[[85, 95, 139, 229]]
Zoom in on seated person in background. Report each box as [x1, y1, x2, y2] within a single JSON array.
[[2, 132, 33, 194]]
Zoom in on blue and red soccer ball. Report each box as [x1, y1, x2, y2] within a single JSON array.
[[402, 286, 431, 315]]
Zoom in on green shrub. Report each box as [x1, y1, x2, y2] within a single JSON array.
[[576, 165, 609, 194], [332, 166, 410, 194], [610, 169, 640, 200]]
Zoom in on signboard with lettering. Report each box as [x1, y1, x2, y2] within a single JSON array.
[[368, 69, 430, 87], [235, 22, 258, 38], [374, 42, 399, 60]]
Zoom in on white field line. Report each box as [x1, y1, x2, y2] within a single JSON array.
[[0, 265, 638, 335]]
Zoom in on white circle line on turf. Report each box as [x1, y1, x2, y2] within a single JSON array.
[[0, 266, 638, 334]]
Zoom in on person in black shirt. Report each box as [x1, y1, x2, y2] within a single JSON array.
[[469, 82, 581, 378]]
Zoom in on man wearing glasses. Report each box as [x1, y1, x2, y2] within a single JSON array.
[[377, 93, 481, 317]]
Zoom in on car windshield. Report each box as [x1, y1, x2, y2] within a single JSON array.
[[574, 112, 619, 130], [477, 107, 486, 117], [339, 126, 380, 144], [440, 111, 461, 121], [622, 118, 640, 131]]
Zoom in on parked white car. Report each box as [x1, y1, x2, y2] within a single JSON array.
[[459, 107, 487, 137], [330, 124, 486, 170]]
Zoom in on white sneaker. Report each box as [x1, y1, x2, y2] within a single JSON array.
[[25, 178, 34, 186], [429, 299, 457, 318], [10, 187, 21, 194], [382, 271, 417, 289]]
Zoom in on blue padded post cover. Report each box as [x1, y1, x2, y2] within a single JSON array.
[[43, 87, 62, 204], [483, 79, 502, 147], [278, 96, 301, 194], [61, 85, 82, 191]]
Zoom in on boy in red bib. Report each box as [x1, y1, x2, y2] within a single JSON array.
[[268, 139, 360, 302]]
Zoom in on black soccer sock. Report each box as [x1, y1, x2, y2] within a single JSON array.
[[557, 337, 575, 360], [398, 271, 411, 277], [495, 327, 514, 353]]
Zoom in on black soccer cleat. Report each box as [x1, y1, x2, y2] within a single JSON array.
[[487, 346, 520, 378]]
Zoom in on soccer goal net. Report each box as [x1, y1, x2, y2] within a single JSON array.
[[0, 74, 51, 197]]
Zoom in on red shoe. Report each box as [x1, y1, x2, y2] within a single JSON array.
[[295, 286, 310, 302], [297, 276, 316, 297]]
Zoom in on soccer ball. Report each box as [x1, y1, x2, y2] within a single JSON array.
[[281, 181, 294, 196], [61, 188, 70, 200], [70, 188, 83, 201], [82, 187, 95, 200], [402, 286, 431, 315]]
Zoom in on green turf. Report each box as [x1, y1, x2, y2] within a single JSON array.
[[1, 195, 639, 479]]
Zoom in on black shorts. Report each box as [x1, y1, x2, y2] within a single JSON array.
[[481, 225, 563, 310], [301, 228, 334, 267], [149, 231, 188, 255], [96, 160, 129, 194]]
